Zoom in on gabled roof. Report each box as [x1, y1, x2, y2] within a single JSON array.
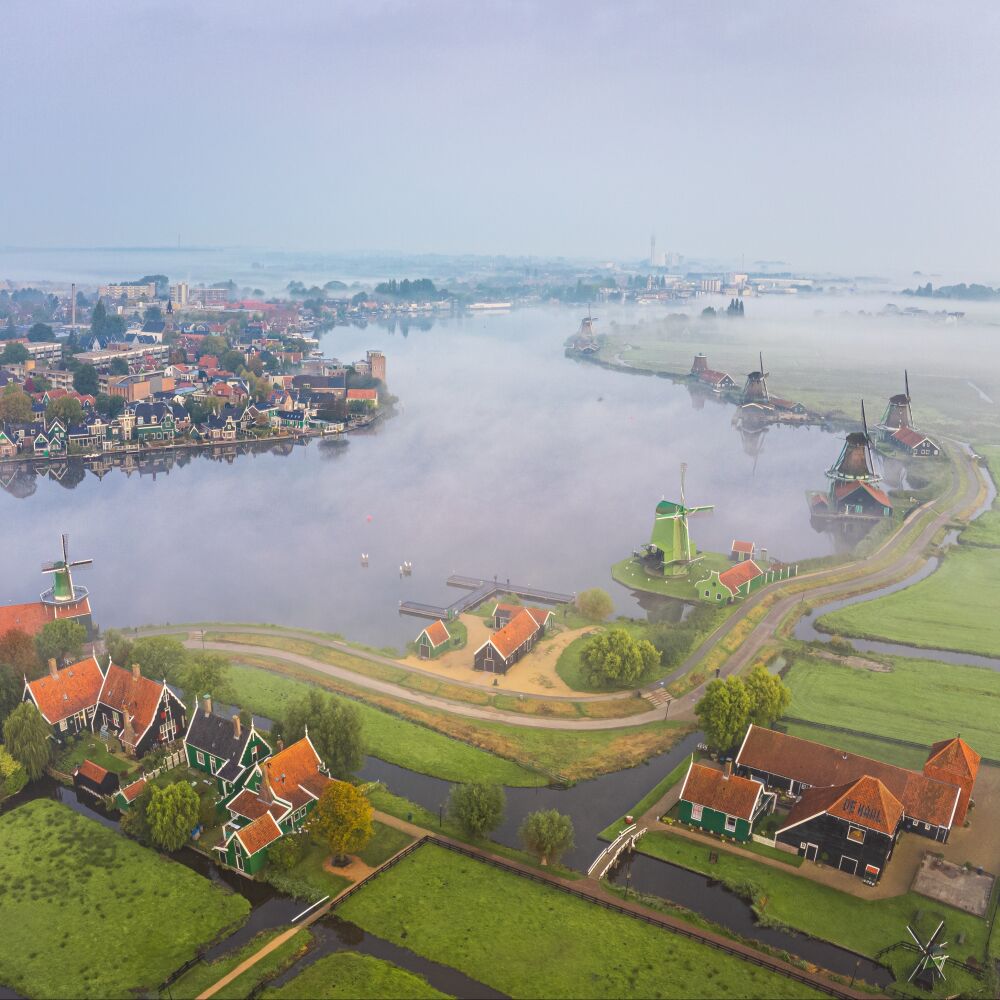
[[892, 427, 935, 449], [778, 775, 904, 837], [718, 560, 763, 595], [185, 707, 263, 762], [234, 812, 283, 857], [26, 656, 105, 724], [228, 787, 286, 821], [96, 664, 167, 745], [419, 620, 450, 648], [833, 480, 893, 508], [76, 759, 110, 784], [493, 603, 553, 628], [261, 736, 331, 811], [120, 776, 147, 802], [731, 540, 755, 554], [925, 738, 981, 782], [680, 762, 762, 822], [698, 368, 733, 385], [347, 388, 377, 400], [480, 608, 539, 660], [736, 725, 962, 829]]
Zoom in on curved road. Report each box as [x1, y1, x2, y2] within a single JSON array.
[[143, 444, 985, 731]]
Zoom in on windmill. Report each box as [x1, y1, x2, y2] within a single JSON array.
[[40, 533, 93, 606], [827, 401, 880, 484], [647, 463, 714, 575], [880, 370, 914, 433], [741, 352, 770, 406], [905, 920, 949, 989]]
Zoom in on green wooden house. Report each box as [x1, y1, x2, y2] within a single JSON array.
[[183, 695, 271, 797], [677, 761, 771, 842], [414, 619, 451, 659], [114, 775, 147, 811]]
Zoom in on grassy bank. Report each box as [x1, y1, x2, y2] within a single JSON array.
[[783, 652, 1000, 758], [0, 800, 249, 999], [263, 952, 447, 999], [599, 753, 694, 840], [611, 552, 733, 601], [337, 843, 825, 998]]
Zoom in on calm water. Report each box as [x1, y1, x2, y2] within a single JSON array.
[[1, 306, 848, 648]]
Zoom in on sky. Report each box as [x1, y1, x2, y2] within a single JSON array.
[[2, 0, 999, 276]]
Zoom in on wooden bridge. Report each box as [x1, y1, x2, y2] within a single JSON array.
[[399, 573, 575, 620]]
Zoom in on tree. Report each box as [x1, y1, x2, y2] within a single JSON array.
[[0, 384, 33, 423], [280, 690, 363, 779], [109, 357, 129, 375], [102, 628, 133, 669], [120, 785, 153, 845], [1, 342, 28, 364], [267, 832, 305, 871], [46, 396, 84, 427], [147, 781, 200, 851], [580, 628, 659, 687], [575, 588, 614, 622], [0, 745, 28, 797], [219, 349, 246, 373], [27, 322, 53, 342], [95, 392, 125, 418], [0, 628, 39, 677], [695, 676, 753, 751], [35, 619, 86, 666], [519, 809, 574, 866], [309, 781, 374, 864], [126, 635, 186, 683], [448, 781, 505, 839], [3, 702, 52, 780], [180, 652, 234, 705], [0, 666, 23, 731], [73, 364, 99, 396], [743, 663, 791, 727], [90, 300, 107, 336], [196, 335, 229, 359]]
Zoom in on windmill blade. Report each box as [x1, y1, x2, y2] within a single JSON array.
[[905, 368, 910, 400], [907, 958, 925, 983], [680, 462, 687, 507], [41, 562, 61, 573], [69, 558, 94, 569], [927, 920, 945, 948], [61, 533, 70, 564], [905, 925, 923, 948], [759, 351, 764, 375]]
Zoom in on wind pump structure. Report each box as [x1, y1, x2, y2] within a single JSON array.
[[880, 370, 914, 434], [826, 401, 879, 485], [905, 921, 949, 989], [645, 463, 714, 575], [40, 533, 93, 608], [741, 352, 771, 407]]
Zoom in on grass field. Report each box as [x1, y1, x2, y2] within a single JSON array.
[[961, 446, 1000, 547], [0, 800, 249, 999], [171, 929, 312, 999], [783, 654, 1000, 758], [816, 544, 1000, 657], [263, 952, 447, 999], [337, 843, 824, 998], [229, 662, 545, 786], [357, 820, 414, 867], [54, 734, 137, 778], [638, 830, 994, 966], [262, 840, 352, 902]]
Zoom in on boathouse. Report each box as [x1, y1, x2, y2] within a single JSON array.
[[473, 608, 541, 673], [74, 759, 121, 800], [415, 620, 451, 659]]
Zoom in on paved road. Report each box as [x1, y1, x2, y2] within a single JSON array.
[[143, 444, 985, 731]]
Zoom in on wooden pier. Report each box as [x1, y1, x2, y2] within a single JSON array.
[[399, 574, 575, 620]]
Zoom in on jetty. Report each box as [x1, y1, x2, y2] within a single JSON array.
[[399, 574, 575, 620]]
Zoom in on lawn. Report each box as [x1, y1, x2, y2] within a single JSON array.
[[263, 952, 447, 999], [611, 552, 733, 601], [817, 544, 1000, 657], [228, 662, 546, 787], [638, 830, 993, 965], [357, 820, 414, 867], [783, 654, 1000, 759], [337, 843, 825, 998], [54, 734, 137, 778], [171, 928, 312, 999], [599, 752, 694, 839], [0, 799, 249, 999], [262, 840, 352, 902]]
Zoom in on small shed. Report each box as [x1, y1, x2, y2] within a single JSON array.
[[416, 620, 451, 659], [73, 759, 121, 800], [730, 540, 755, 562]]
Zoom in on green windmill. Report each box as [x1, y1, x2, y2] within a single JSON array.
[[647, 464, 714, 576], [40, 533, 92, 607]]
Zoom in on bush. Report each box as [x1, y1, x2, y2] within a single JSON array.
[[448, 781, 505, 839], [581, 628, 659, 687], [575, 588, 614, 622], [267, 833, 305, 872]]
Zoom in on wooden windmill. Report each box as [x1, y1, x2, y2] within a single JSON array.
[[905, 920, 949, 990], [880, 370, 914, 433], [40, 533, 93, 606], [827, 402, 880, 485], [648, 464, 714, 575], [741, 352, 770, 406]]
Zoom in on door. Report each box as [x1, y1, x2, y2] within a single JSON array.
[[839, 855, 858, 875], [804, 843, 819, 862], [234, 850, 245, 872]]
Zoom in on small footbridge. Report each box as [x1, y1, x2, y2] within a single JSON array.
[[588, 823, 647, 881]]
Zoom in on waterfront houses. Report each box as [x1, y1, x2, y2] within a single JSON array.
[[94, 663, 188, 758], [184, 695, 272, 796], [678, 761, 773, 842], [23, 655, 106, 742]]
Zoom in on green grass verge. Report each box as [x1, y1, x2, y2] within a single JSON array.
[[337, 843, 825, 998], [262, 952, 448, 999], [262, 840, 352, 902], [817, 545, 1000, 658], [0, 800, 249, 999], [639, 830, 993, 964], [960, 445, 1000, 548], [357, 820, 414, 867], [599, 753, 694, 840], [171, 928, 312, 999], [228, 662, 546, 787], [611, 552, 733, 601], [783, 653, 1000, 759]]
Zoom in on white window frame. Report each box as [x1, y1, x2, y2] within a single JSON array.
[[690, 803, 704, 821], [59, 718, 68, 732], [847, 825, 865, 844], [196, 750, 206, 765], [724, 815, 738, 833]]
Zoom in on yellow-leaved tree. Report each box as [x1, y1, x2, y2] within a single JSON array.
[[309, 781, 374, 864]]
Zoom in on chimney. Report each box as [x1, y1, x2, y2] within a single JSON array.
[[233, 714, 241, 740], [132, 663, 141, 682], [203, 694, 213, 717], [723, 760, 733, 780], [48, 658, 58, 678], [260, 766, 272, 801], [276, 737, 284, 752]]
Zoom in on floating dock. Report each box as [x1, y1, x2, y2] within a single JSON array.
[[399, 574, 575, 620]]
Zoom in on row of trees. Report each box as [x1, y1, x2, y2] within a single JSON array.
[[694, 664, 791, 750]]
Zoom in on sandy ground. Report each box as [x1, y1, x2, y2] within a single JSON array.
[[397, 614, 594, 696], [324, 853, 376, 883]]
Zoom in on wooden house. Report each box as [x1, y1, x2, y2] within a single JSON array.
[[890, 427, 940, 457], [23, 655, 106, 743], [184, 694, 271, 796], [73, 759, 121, 800], [678, 761, 772, 842], [93, 663, 187, 758], [730, 540, 755, 562], [697, 560, 763, 603], [415, 620, 451, 660], [473, 608, 541, 674], [114, 775, 147, 811], [492, 603, 553, 634], [923, 737, 980, 826]]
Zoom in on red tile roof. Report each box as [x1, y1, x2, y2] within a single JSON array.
[[833, 481, 893, 508], [26, 656, 105, 724], [780, 775, 904, 837], [680, 762, 762, 821], [0, 602, 53, 636], [731, 540, 755, 554], [262, 737, 331, 810], [77, 759, 110, 784], [718, 560, 763, 595], [736, 725, 961, 828], [120, 776, 147, 802], [421, 620, 450, 648], [698, 369, 733, 385], [228, 788, 284, 821], [488, 608, 539, 660], [235, 813, 283, 856], [925, 738, 981, 782], [347, 388, 378, 400], [892, 427, 934, 449], [494, 603, 553, 627], [97, 664, 163, 744]]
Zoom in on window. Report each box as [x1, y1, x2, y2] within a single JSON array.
[[113, 711, 120, 727], [725, 816, 738, 833], [716, 593, 722, 600], [690, 804, 704, 821], [847, 826, 865, 844], [250, 744, 258, 760], [59, 719, 68, 732], [704, 590, 710, 598], [196, 751, 205, 765]]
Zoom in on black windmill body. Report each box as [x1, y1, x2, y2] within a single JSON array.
[[827, 402, 880, 486], [741, 352, 771, 407], [906, 920, 949, 989], [881, 370, 914, 432]]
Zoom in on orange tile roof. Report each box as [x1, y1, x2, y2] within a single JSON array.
[[235, 813, 283, 856], [421, 620, 450, 647], [833, 481, 893, 508], [26, 656, 105, 724], [680, 762, 762, 821], [781, 775, 904, 837], [97, 664, 163, 743], [925, 738, 981, 782], [262, 737, 330, 811], [495, 603, 553, 628], [731, 540, 755, 554], [120, 776, 147, 802], [77, 759, 110, 784], [228, 788, 284, 821], [892, 427, 933, 449], [718, 560, 763, 595], [488, 608, 539, 660], [0, 602, 53, 636], [737, 725, 961, 828], [347, 388, 377, 400]]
